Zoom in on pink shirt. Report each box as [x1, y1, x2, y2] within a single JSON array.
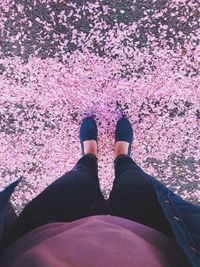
[[0, 215, 190, 267]]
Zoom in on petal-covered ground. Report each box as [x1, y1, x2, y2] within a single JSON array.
[[0, 0, 199, 214]]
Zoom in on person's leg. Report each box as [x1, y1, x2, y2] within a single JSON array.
[[108, 154, 175, 238], [4, 154, 108, 248]]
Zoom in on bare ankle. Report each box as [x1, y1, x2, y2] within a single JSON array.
[[114, 141, 129, 159], [83, 140, 97, 157]]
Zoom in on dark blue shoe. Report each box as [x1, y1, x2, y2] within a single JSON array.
[[115, 116, 134, 157], [80, 116, 98, 156]]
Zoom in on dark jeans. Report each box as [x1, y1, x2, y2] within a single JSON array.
[[4, 154, 175, 249]]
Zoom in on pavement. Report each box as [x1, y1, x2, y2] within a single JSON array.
[[0, 0, 199, 214]]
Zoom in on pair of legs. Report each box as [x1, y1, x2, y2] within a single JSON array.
[[4, 142, 175, 249]]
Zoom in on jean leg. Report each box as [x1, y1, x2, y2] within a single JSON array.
[[4, 154, 108, 249], [108, 155, 175, 238], [39, 153, 107, 208]]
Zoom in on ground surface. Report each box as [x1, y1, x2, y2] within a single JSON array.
[[0, 0, 199, 214]]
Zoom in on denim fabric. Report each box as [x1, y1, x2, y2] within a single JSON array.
[[0, 155, 199, 266], [0, 178, 21, 251], [154, 182, 200, 267]]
